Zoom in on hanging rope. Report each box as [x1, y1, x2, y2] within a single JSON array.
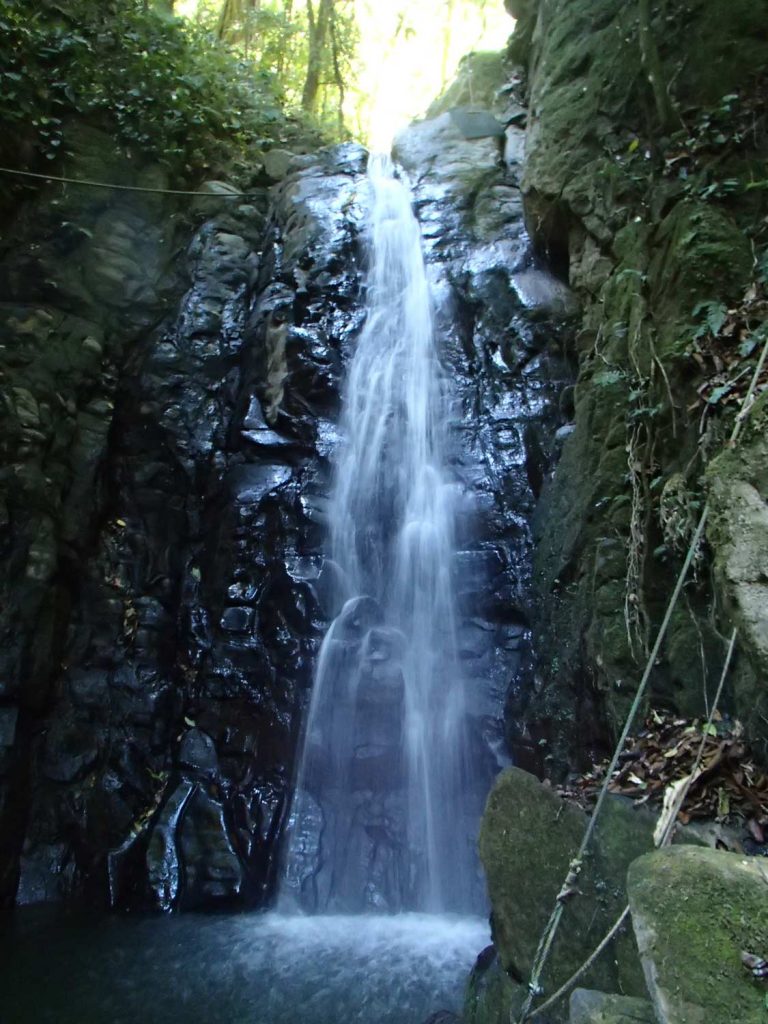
[[515, 502, 709, 1022], [516, 327, 768, 1023], [0, 165, 255, 197], [525, 625, 738, 1021]]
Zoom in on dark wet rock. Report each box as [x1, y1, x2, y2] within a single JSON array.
[[0, 708, 18, 747], [178, 787, 245, 909], [15, 842, 77, 905], [146, 781, 196, 912], [178, 729, 219, 780], [0, 130, 367, 910], [2, 46, 573, 912], [465, 946, 523, 1024], [41, 714, 100, 783]]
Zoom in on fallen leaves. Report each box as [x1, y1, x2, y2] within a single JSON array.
[[557, 711, 768, 845], [689, 290, 768, 421]]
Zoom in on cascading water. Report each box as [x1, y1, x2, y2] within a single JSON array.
[[282, 154, 480, 914]]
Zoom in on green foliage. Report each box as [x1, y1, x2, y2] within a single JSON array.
[[692, 300, 728, 340], [204, 0, 358, 140], [661, 90, 768, 203], [0, 0, 315, 179]]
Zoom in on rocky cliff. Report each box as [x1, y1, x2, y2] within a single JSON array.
[[0, 75, 576, 908], [507, 0, 768, 773], [471, 2, 768, 1021]]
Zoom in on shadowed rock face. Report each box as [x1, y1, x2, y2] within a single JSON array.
[[0, 136, 368, 911], [0, 98, 574, 910]]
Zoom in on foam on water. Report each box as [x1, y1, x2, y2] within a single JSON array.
[[1, 909, 489, 1024]]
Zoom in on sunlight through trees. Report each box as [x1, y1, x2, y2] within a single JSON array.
[[179, 0, 511, 145]]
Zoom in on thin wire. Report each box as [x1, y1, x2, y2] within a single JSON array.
[[526, 907, 631, 1021], [657, 626, 738, 847], [517, 502, 709, 1022], [0, 165, 254, 197]]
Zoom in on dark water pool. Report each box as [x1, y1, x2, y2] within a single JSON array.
[[0, 909, 488, 1024]]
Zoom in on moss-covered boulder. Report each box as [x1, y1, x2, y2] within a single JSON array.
[[628, 846, 768, 1024], [479, 767, 658, 1011]]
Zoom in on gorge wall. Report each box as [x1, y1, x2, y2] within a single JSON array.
[[471, 1, 768, 1020], [0, 74, 575, 909], [2, 0, 766, 940], [506, 0, 768, 774]]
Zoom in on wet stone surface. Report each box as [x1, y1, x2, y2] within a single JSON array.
[[0, 109, 573, 910], [395, 110, 577, 779], [1, 137, 368, 911]]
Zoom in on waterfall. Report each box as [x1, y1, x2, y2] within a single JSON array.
[[282, 153, 477, 914]]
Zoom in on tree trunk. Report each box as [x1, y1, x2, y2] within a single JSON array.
[[440, 0, 456, 90], [638, 0, 676, 131], [302, 0, 333, 115], [329, 5, 346, 135]]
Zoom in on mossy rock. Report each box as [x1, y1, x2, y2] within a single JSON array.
[[569, 988, 656, 1024], [479, 767, 659, 1013], [671, 0, 768, 107], [648, 201, 752, 361], [628, 846, 768, 1024], [464, 952, 524, 1024]]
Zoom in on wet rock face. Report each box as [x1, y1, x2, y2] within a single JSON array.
[[395, 109, 577, 778], [2, 98, 572, 910], [2, 135, 368, 910], [0, 124, 186, 907]]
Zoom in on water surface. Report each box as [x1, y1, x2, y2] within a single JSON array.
[[0, 909, 488, 1024]]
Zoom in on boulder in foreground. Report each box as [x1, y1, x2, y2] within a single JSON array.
[[628, 846, 768, 1024]]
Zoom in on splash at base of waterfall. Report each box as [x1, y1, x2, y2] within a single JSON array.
[[1, 908, 489, 1024]]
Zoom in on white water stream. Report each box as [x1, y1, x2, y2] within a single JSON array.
[[283, 154, 479, 914]]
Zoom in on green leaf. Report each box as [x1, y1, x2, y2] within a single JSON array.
[[706, 303, 727, 336]]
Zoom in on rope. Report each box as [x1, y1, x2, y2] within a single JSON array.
[[516, 502, 709, 1022], [525, 625, 738, 1021], [656, 626, 738, 847], [527, 907, 631, 1020], [0, 165, 255, 197], [516, 327, 768, 1023]]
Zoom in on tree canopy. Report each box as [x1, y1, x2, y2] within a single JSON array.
[[0, 0, 510, 186]]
